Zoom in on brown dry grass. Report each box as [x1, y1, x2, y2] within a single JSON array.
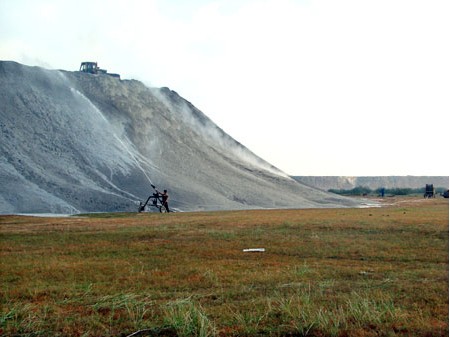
[[0, 197, 448, 336]]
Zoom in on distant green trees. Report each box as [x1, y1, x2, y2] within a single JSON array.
[[328, 186, 447, 196]]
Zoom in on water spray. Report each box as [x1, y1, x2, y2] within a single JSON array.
[[69, 86, 158, 195]]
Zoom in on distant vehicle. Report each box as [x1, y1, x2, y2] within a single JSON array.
[[424, 184, 435, 198], [443, 190, 449, 198], [79, 62, 120, 79]]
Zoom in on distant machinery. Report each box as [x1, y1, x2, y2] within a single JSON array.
[[79, 62, 120, 79], [424, 184, 435, 198]]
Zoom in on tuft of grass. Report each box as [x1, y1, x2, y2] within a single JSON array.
[[92, 293, 155, 332], [163, 298, 215, 337], [276, 288, 316, 336]]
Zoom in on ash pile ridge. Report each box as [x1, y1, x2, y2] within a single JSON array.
[[0, 61, 360, 213]]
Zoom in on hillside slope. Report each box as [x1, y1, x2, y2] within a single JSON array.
[[0, 61, 360, 213]]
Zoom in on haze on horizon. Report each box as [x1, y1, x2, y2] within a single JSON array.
[[1, 0, 449, 176]]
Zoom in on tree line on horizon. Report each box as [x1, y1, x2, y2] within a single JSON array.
[[328, 186, 448, 197]]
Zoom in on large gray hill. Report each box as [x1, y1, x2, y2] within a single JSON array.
[[0, 61, 360, 214]]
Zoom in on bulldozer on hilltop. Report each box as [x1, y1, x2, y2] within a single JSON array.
[[79, 62, 120, 79]]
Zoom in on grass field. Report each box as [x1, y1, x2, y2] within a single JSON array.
[[1, 197, 448, 336]]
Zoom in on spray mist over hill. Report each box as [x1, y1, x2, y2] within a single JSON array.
[[0, 61, 361, 214]]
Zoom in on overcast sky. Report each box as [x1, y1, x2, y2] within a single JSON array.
[[1, 0, 449, 176]]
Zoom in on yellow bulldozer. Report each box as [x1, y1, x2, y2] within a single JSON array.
[[79, 62, 120, 79]]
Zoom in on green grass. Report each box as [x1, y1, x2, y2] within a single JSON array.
[[0, 197, 448, 336]]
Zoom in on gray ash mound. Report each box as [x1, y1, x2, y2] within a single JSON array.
[[0, 61, 360, 214]]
